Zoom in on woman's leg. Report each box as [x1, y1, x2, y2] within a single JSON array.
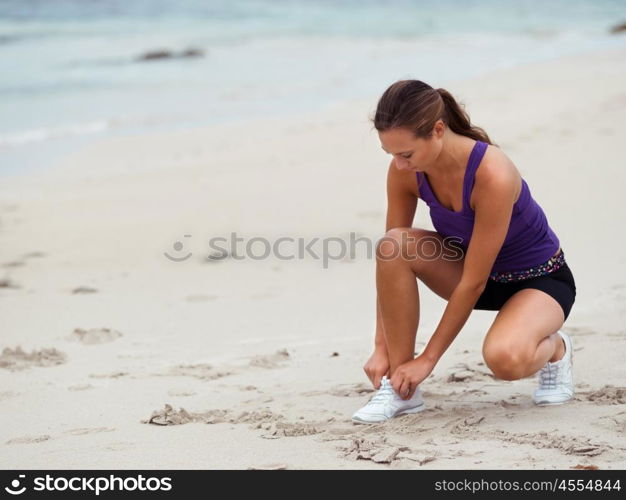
[[376, 227, 465, 376], [482, 288, 566, 380]]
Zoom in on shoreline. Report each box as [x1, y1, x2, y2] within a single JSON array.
[[2, 38, 626, 181]]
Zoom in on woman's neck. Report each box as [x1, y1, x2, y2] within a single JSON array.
[[427, 134, 476, 179]]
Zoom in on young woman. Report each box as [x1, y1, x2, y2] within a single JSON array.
[[352, 80, 577, 424]]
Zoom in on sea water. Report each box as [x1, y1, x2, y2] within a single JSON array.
[[1, 0, 625, 175]]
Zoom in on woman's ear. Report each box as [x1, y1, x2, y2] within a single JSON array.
[[433, 119, 446, 138]]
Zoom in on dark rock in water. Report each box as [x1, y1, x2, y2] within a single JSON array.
[[180, 48, 204, 58], [137, 48, 205, 62], [610, 21, 626, 34], [138, 50, 173, 61]]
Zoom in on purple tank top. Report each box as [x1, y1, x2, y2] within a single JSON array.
[[415, 140, 560, 273]]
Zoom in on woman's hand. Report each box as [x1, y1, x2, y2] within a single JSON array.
[[390, 355, 436, 400], [363, 345, 390, 389]]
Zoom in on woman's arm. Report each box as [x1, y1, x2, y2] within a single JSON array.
[[374, 159, 418, 348], [391, 154, 519, 397], [364, 161, 419, 387], [385, 158, 419, 232]]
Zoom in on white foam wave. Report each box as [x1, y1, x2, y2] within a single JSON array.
[[0, 120, 110, 148]]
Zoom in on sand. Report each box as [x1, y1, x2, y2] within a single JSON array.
[[1, 45, 625, 470]]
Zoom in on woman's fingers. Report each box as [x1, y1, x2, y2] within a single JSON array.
[[398, 379, 411, 399], [405, 383, 416, 400]]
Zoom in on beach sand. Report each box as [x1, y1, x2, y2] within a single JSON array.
[[1, 45, 625, 470]]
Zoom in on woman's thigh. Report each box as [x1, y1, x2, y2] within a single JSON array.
[[379, 227, 465, 300], [475, 264, 576, 320], [483, 288, 565, 357]]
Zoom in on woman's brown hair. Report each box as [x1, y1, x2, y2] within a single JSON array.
[[372, 80, 496, 145]]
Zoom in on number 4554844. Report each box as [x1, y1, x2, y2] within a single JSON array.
[[557, 479, 621, 492]]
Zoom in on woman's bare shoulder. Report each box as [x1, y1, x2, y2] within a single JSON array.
[[472, 144, 522, 206], [478, 144, 520, 180]]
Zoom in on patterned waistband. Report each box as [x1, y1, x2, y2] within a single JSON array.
[[488, 249, 566, 283]]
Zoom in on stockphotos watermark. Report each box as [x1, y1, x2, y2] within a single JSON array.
[[163, 232, 465, 268], [3, 473, 172, 496]]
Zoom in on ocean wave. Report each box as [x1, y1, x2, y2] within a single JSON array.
[[0, 121, 110, 148]]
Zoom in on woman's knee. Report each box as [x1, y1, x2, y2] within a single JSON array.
[[482, 341, 529, 381], [375, 227, 438, 264]]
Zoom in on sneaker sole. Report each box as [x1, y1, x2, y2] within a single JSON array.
[[533, 397, 573, 406], [351, 402, 426, 425]]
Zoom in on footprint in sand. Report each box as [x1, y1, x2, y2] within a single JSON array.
[[450, 415, 486, 433], [155, 363, 232, 381], [450, 426, 609, 458], [142, 404, 196, 425], [69, 327, 123, 345], [256, 421, 321, 439], [167, 389, 197, 397], [579, 385, 626, 405], [22, 251, 46, 259], [154, 350, 290, 382], [594, 411, 626, 434], [446, 363, 495, 383], [143, 405, 278, 427], [6, 435, 52, 445], [89, 371, 130, 379], [606, 331, 626, 340], [322, 427, 362, 438], [339, 437, 437, 465], [142, 404, 325, 439], [2, 261, 25, 268], [442, 387, 489, 397], [498, 399, 521, 408], [0, 390, 20, 401], [0, 346, 67, 371], [71, 286, 98, 294], [0, 278, 20, 289], [67, 383, 95, 391], [303, 383, 374, 398], [63, 427, 115, 436], [248, 349, 290, 369], [154, 351, 289, 382]]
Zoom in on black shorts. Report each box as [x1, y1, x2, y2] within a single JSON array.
[[474, 263, 577, 320]]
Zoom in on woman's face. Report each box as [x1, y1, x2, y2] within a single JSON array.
[[379, 123, 444, 172]]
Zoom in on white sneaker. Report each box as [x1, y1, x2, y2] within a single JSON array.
[[352, 375, 426, 424], [532, 330, 574, 405]]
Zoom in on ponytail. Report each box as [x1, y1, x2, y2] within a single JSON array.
[[436, 88, 495, 145]]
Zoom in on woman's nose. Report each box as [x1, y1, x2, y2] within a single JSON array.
[[394, 158, 410, 170]]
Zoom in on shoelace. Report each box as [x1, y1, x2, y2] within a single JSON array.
[[538, 362, 561, 390], [370, 381, 394, 403]]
